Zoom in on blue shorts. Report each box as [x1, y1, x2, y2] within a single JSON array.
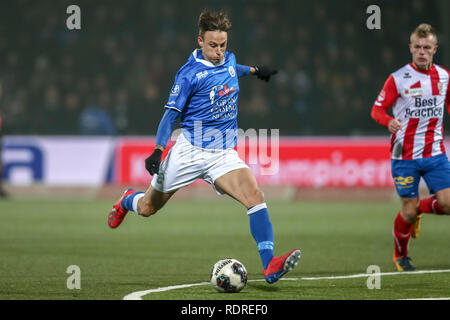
[[391, 154, 450, 198]]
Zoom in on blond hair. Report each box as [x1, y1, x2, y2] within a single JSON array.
[[410, 23, 438, 44]]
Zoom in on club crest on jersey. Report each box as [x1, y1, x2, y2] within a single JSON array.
[[228, 66, 236, 77], [438, 82, 444, 95]]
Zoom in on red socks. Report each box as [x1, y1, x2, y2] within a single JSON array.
[[419, 196, 446, 215], [393, 212, 413, 257], [394, 197, 447, 257]]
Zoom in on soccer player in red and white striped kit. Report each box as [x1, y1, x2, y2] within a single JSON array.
[[371, 24, 450, 271]]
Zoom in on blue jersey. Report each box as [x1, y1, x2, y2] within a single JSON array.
[[165, 49, 242, 149]]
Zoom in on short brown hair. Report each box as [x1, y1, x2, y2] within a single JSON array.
[[198, 10, 232, 37], [410, 23, 438, 44]]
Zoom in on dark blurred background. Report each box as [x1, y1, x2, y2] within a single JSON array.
[[0, 0, 449, 136]]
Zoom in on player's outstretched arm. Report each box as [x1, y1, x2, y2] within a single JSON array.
[[145, 108, 180, 176], [236, 64, 278, 82], [236, 64, 251, 77]]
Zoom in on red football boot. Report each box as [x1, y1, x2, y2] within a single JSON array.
[[263, 249, 301, 284], [108, 189, 135, 229]]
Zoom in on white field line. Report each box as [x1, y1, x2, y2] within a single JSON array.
[[123, 282, 210, 300], [301, 269, 450, 280], [123, 270, 450, 300], [123, 278, 298, 300], [399, 297, 450, 300]]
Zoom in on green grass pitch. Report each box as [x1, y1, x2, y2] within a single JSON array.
[[0, 196, 449, 300]]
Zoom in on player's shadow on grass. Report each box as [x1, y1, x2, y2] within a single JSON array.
[[247, 282, 280, 292]]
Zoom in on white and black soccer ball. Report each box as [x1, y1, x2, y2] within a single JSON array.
[[210, 258, 248, 293]]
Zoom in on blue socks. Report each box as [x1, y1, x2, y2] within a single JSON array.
[[121, 191, 144, 212], [248, 203, 274, 270]]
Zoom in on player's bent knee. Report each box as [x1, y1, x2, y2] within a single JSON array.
[[248, 189, 265, 206], [401, 207, 419, 223], [256, 189, 265, 202], [400, 198, 420, 222], [403, 209, 418, 220]]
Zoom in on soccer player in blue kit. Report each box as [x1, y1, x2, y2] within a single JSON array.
[[108, 10, 301, 284]]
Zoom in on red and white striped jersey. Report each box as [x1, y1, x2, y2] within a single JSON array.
[[372, 63, 450, 160]]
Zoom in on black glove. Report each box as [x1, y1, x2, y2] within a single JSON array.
[[145, 149, 163, 176], [254, 65, 278, 82]]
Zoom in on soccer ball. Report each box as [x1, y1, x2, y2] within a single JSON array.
[[210, 258, 248, 293]]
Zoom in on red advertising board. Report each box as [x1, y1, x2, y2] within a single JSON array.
[[115, 136, 394, 188], [243, 137, 393, 188], [115, 138, 173, 185]]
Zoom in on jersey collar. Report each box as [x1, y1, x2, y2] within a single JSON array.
[[409, 62, 435, 75], [192, 49, 226, 67]]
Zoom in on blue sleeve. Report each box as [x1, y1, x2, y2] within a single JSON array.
[[236, 64, 251, 77], [155, 108, 180, 148], [165, 67, 194, 112]]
